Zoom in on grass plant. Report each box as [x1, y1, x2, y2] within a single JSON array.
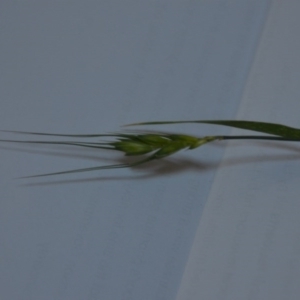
[[1, 120, 300, 178]]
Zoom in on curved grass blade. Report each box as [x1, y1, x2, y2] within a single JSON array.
[[128, 120, 300, 139]]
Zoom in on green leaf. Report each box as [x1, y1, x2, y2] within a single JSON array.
[[128, 120, 300, 139]]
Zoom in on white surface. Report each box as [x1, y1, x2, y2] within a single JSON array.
[[177, 1, 300, 300], [2, 1, 298, 300]]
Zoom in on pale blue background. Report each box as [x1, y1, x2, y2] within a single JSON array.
[[0, 1, 270, 299], [177, 1, 300, 299]]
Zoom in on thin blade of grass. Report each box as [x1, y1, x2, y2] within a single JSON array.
[[127, 120, 300, 139], [0, 130, 122, 138], [0, 139, 115, 150], [18, 157, 153, 178]]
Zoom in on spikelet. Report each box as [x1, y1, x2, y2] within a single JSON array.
[[109, 133, 218, 158], [0, 131, 218, 178]]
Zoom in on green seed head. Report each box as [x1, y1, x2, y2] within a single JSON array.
[[135, 134, 170, 147], [110, 134, 218, 158], [113, 140, 155, 156], [168, 134, 202, 149], [191, 136, 218, 148], [152, 141, 186, 159]]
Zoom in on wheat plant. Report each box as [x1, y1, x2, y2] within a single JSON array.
[[1, 120, 300, 178]]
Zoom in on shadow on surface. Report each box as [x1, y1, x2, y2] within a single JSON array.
[[2, 139, 300, 186]]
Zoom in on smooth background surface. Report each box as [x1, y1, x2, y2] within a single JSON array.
[[2, 1, 299, 300], [177, 1, 300, 300]]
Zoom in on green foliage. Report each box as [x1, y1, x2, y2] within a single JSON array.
[[129, 120, 300, 139], [1, 120, 300, 178]]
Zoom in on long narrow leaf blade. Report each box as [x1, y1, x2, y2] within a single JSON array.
[[128, 120, 300, 139]]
